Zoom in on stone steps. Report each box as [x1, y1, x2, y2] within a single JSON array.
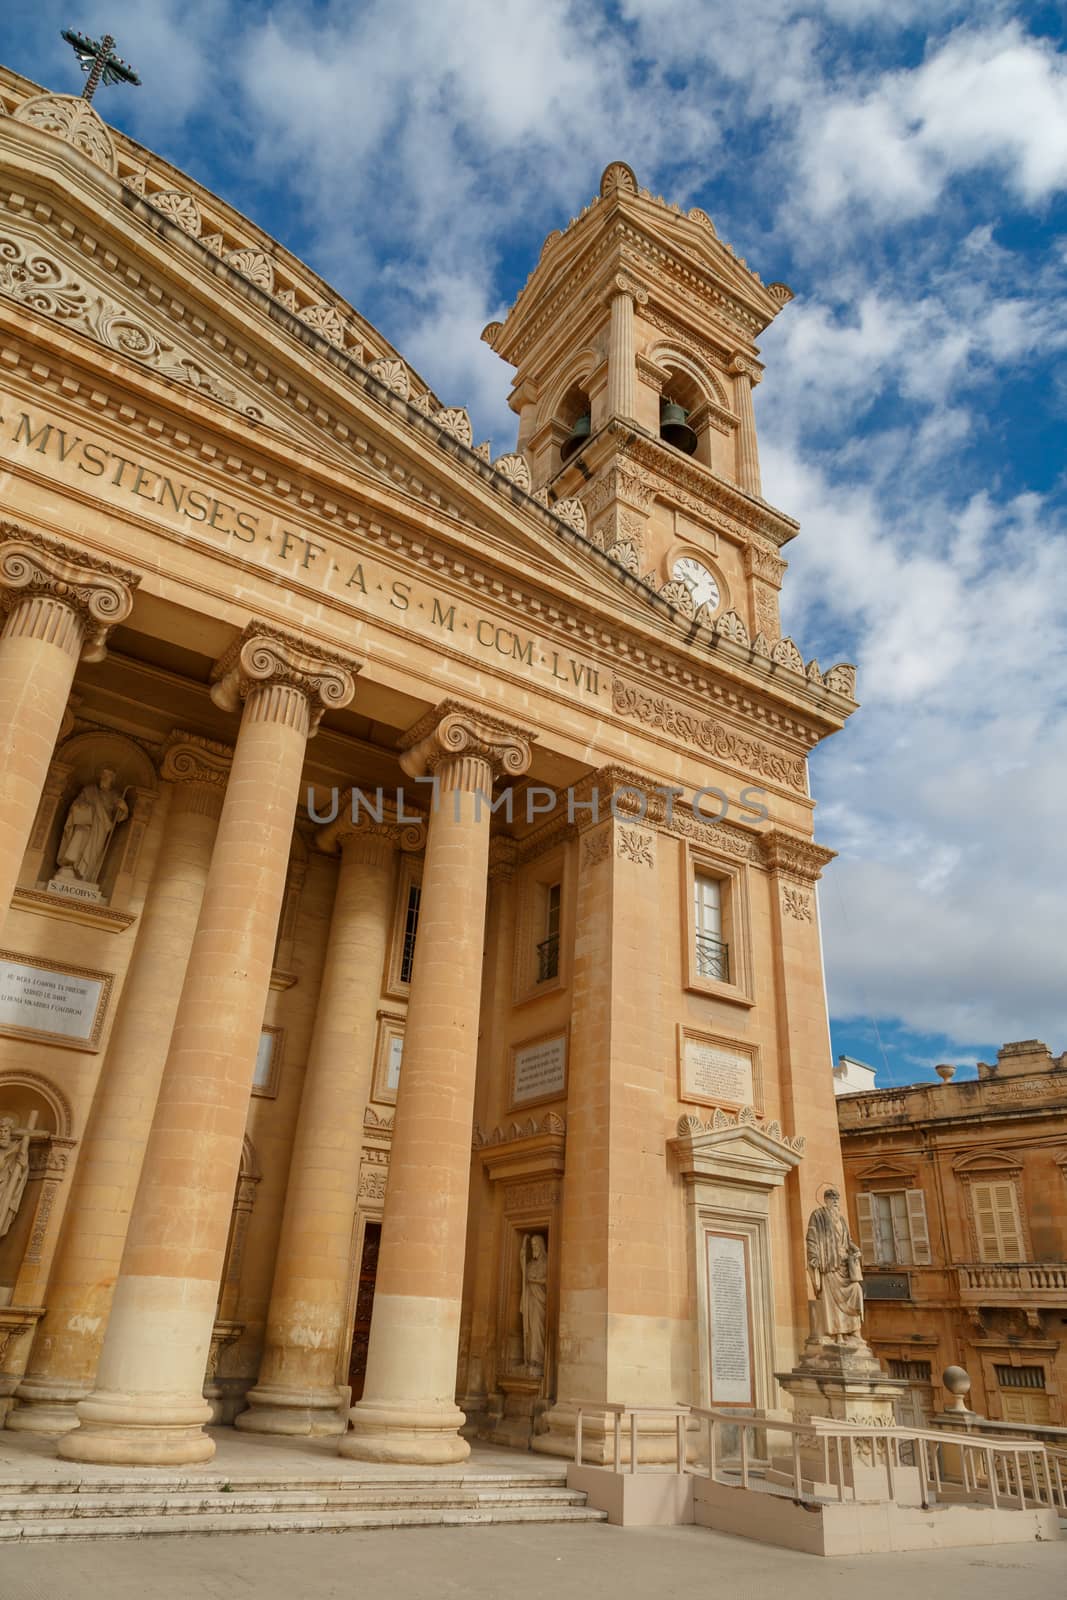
[[0, 1472, 608, 1541]]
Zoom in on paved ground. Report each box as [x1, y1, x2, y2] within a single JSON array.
[[2, 1519, 1064, 1600]]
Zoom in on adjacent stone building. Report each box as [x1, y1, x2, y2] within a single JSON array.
[[0, 65, 859, 1468], [838, 1041, 1067, 1429]]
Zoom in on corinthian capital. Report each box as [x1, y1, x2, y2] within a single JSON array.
[[0, 524, 139, 661], [398, 698, 534, 788], [209, 623, 360, 733]]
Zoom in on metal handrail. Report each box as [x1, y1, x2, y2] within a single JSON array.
[[694, 932, 729, 982], [536, 934, 560, 983]]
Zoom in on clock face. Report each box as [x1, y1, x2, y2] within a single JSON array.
[[672, 557, 720, 612]]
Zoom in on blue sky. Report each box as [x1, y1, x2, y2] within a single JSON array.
[[2, 2, 1065, 1087]]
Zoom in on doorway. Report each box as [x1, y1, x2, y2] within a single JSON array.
[[347, 1221, 381, 1402]]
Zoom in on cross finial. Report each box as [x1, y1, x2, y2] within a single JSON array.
[[61, 28, 141, 103]]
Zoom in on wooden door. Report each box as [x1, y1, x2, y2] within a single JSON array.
[[347, 1221, 381, 1401]]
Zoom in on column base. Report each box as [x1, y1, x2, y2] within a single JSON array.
[[6, 1377, 88, 1436], [236, 1383, 347, 1437], [58, 1389, 215, 1466], [340, 1399, 470, 1464]]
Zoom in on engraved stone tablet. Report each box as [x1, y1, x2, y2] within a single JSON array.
[[512, 1034, 567, 1106], [707, 1232, 753, 1405], [386, 1034, 404, 1092], [0, 955, 106, 1047], [684, 1036, 753, 1106]]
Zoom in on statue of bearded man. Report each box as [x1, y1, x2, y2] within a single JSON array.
[[805, 1187, 865, 1341]]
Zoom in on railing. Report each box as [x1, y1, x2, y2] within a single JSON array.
[[570, 1402, 691, 1474], [565, 1399, 1066, 1514], [695, 933, 729, 983], [536, 934, 560, 984], [958, 1262, 1067, 1297]]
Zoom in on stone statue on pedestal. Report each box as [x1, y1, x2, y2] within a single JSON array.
[[519, 1233, 547, 1373], [0, 1115, 32, 1239], [805, 1186, 864, 1341], [53, 768, 129, 889]]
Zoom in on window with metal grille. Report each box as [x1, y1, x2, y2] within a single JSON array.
[[694, 872, 729, 983], [537, 882, 561, 983], [995, 1365, 1046, 1390], [888, 1360, 932, 1383], [399, 882, 421, 984]]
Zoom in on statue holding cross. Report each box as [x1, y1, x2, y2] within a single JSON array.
[[0, 1112, 44, 1240]]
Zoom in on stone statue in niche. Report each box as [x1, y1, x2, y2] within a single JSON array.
[[0, 1115, 32, 1240], [519, 1233, 548, 1373], [52, 767, 129, 894], [805, 1186, 864, 1341]]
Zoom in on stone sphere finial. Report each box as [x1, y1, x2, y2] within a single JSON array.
[[943, 1365, 972, 1413]]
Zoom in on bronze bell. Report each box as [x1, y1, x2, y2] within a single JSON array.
[[659, 399, 698, 455], [560, 412, 591, 463]]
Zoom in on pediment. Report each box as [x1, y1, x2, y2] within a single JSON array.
[[855, 1159, 917, 1184], [951, 1147, 1023, 1175], [669, 1110, 804, 1190]]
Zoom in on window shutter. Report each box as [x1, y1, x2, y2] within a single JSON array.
[[906, 1188, 932, 1265], [972, 1181, 1024, 1262], [973, 1183, 1001, 1261], [855, 1193, 876, 1264]]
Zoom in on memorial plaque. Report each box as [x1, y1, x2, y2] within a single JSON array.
[[0, 952, 110, 1049], [706, 1231, 753, 1405], [682, 1034, 754, 1107], [386, 1034, 404, 1092], [511, 1033, 567, 1108], [252, 1026, 283, 1096]]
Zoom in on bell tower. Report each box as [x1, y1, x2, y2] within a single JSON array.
[[482, 161, 797, 645]]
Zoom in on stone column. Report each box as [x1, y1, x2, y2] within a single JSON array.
[[9, 735, 231, 1435], [341, 701, 533, 1464], [605, 275, 647, 424], [237, 800, 424, 1436], [0, 527, 138, 916], [730, 355, 763, 498], [59, 626, 358, 1465]]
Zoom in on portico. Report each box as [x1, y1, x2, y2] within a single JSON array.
[[0, 66, 859, 1471]]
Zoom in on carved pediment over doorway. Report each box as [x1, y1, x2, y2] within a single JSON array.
[[668, 1110, 804, 1190]]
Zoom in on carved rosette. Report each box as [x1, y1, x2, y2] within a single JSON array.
[[210, 624, 359, 737], [0, 526, 139, 662], [368, 357, 411, 400], [399, 699, 534, 794]]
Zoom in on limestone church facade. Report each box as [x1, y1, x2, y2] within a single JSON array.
[[0, 65, 858, 1467]]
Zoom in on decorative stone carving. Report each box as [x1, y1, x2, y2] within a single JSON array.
[[13, 94, 117, 174], [612, 677, 807, 792], [224, 249, 275, 292], [209, 624, 359, 733], [762, 830, 836, 883], [275, 288, 298, 311], [94, 301, 172, 363], [0, 1114, 32, 1239], [433, 407, 474, 447], [473, 440, 492, 461], [51, 769, 129, 893], [473, 1112, 566, 1150], [751, 631, 772, 658], [0, 232, 91, 323], [582, 829, 611, 868], [398, 698, 534, 783], [531, 486, 551, 508], [299, 303, 347, 345], [600, 161, 638, 196], [159, 732, 232, 794], [806, 1188, 864, 1341], [200, 233, 225, 256], [0, 526, 139, 662], [617, 826, 654, 867], [744, 543, 787, 587], [519, 1233, 548, 1373], [480, 321, 504, 347], [658, 580, 696, 618], [492, 453, 532, 492], [368, 357, 411, 400], [770, 637, 804, 674], [753, 588, 780, 641], [714, 609, 750, 645], [781, 885, 813, 922], [767, 283, 795, 306], [149, 191, 201, 238], [806, 660, 824, 686], [687, 207, 717, 235], [409, 390, 436, 417], [823, 663, 858, 698], [608, 539, 640, 574]]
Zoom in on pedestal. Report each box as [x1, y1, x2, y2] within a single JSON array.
[[774, 1341, 911, 1500], [480, 1373, 544, 1450]]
